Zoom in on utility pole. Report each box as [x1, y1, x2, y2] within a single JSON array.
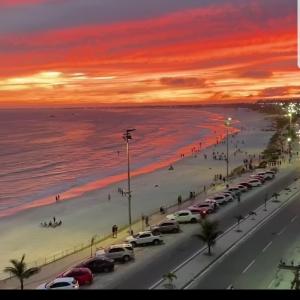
[[278, 261, 300, 290], [225, 117, 232, 181], [123, 129, 136, 235]]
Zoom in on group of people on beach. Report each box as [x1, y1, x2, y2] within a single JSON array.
[[40, 216, 62, 228], [118, 187, 128, 196], [55, 194, 60, 203]]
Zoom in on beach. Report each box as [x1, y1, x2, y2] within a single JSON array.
[[0, 107, 275, 275]]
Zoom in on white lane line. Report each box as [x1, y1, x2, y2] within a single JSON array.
[[278, 227, 287, 236], [291, 215, 298, 223], [242, 259, 256, 274], [262, 241, 273, 253], [267, 279, 275, 289]]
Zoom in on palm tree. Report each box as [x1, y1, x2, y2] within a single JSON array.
[[272, 192, 280, 202], [4, 254, 40, 290], [235, 215, 244, 232], [163, 272, 177, 289], [197, 219, 222, 255]]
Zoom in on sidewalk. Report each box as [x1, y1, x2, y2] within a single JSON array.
[[152, 178, 300, 289]]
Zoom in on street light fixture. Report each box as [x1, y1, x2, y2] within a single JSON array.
[[224, 117, 232, 181], [123, 128, 136, 235]]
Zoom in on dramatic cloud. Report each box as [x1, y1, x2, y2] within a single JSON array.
[[160, 77, 206, 88], [0, 0, 298, 106], [238, 70, 273, 79]]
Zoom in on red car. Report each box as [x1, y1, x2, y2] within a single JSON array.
[[188, 205, 211, 217], [59, 268, 93, 286]]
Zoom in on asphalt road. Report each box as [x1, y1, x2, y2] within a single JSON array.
[[101, 166, 300, 289], [188, 185, 300, 289]]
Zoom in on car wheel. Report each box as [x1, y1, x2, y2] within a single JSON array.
[[153, 239, 160, 245], [123, 255, 130, 262], [173, 228, 180, 233], [131, 242, 137, 248], [103, 266, 110, 273], [191, 218, 197, 223]]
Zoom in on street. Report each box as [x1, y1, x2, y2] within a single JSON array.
[[90, 166, 300, 289], [187, 185, 300, 289]]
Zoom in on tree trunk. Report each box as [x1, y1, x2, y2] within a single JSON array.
[[20, 278, 24, 290], [208, 244, 211, 255]]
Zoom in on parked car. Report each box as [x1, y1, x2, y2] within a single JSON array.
[[59, 268, 93, 286], [189, 202, 216, 213], [150, 220, 180, 234], [166, 210, 201, 223], [250, 174, 265, 183], [218, 192, 235, 201], [125, 231, 163, 247], [37, 277, 79, 290], [247, 179, 262, 187], [257, 171, 275, 180], [77, 256, 115, 273], [239, 182, 253, 189], [96, 244, 134, 262], [236, 185, 248, 193], [227, 187, 241, 196], [188, 207, 208, 217], [204, 199, 220, 210], [216, 193, 234, 202]]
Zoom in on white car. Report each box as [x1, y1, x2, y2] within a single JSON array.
[[219, 192, 235, 201], [210, 195, 228, 205], [167, 210, 200, 223], [216, 193, 234, 202], [125, 231, 163, 247], [37, 277, 79, 290], [204, 199, 220, 209], [257, 171, 275, 180], [247, 179, 262, 187]]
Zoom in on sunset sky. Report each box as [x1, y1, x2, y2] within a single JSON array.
[[0, 0, 299, 107]]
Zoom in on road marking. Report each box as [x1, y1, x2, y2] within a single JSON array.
[[242, 259, 256, 274], [278, 227, 287, 236], [151, 181, 300, 290], [291, 215, 298, 223], [267, 279, 275, 289], [262, 241, 273, 253]]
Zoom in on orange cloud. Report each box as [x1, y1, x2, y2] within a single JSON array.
[[0, 0, 298, 106]]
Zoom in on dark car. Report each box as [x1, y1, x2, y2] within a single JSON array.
[[150, 220, 180, 234], [239, 182, 252, 189], [59, 268, 93, 286], [77, 257, 114, 273]]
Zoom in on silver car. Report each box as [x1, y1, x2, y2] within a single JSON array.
[[96, 243, 134, 262]]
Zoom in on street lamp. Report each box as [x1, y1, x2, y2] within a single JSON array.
[[123, 128, 136, 235], [224, 117, 232, 181]]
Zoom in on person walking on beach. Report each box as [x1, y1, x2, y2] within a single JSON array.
[[112, 225, 118, 238], [108, 193, 111, 201]]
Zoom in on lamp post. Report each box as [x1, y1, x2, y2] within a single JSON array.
[[287, 137, 292, 161], [225, 117, 232, 181], [123, 129, 136, 235]]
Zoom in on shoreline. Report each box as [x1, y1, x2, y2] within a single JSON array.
[[0, 121, 237, 219]]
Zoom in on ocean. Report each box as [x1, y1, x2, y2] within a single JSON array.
[[0, 107, 232, 217]]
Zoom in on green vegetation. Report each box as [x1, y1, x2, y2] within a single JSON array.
[[197, 219, 222, 255], [4, 254, 40, 290]]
